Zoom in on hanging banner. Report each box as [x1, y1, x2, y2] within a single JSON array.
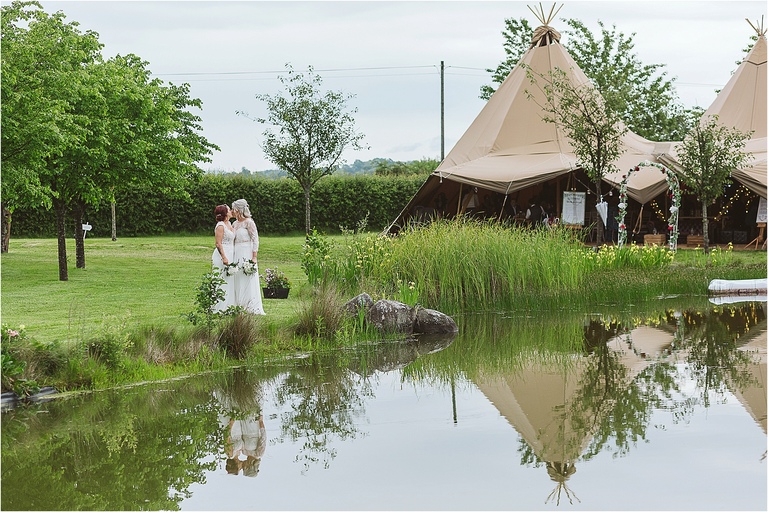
[[562, 191, 586, 225], [756, 196, 767, 224]]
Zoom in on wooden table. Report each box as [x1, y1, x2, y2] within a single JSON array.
[[643, 234, 666, 246]]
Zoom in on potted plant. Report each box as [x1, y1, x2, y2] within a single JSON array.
[[261, 267, 291, 299]]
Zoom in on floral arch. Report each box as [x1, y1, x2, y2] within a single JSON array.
[[617, 161, 681, 251]]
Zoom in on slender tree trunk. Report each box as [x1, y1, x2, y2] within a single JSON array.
[[111, 199, 117, 241], [1, 203, 10, 253], [702, 201, 710, 254], [73, 199, 86, 269], [53, 197, 69, 281], [303, 185, 312, 235], [595, 182, 604, 244]]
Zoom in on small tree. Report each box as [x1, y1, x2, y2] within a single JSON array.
[[525, 65, 626, 244], [241, 64, 367, 235], [675, 116, 752, 253]]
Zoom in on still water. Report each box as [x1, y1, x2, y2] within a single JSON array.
[[2, 299, 766, 511]]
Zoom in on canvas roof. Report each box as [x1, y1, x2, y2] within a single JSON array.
[[664, 28, 767, 198], [430, 24, 671, 205]]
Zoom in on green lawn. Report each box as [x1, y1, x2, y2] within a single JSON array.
[[1, 234, 310, 344]]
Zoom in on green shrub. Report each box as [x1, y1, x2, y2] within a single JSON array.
[[217, 313, 260, 359]]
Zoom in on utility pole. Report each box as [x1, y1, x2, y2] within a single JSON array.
[[440, 60, 445, 161]]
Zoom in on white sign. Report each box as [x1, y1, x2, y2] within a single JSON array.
[[757, 196, 767, 224], [562, 192, 586, 225]]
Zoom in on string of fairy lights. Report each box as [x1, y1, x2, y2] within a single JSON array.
[[649, 184, 754, 224]]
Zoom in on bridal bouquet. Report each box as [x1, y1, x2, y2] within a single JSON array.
[[222, 263, 240, 276], [240, 259, 258, 276]]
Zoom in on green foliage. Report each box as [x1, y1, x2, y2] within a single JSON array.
[[85, 316, 133, 370], [294, 283, 348, 341], [11, 173, 424, 237], [186, 269, 227, 331], [1, 323, 40, 396], [302, 229, 337, 286], [580, 243, 676, 270], [241, 63, 367, 234], [1, 1, 218, 279], [373, 157, 439, 176], [394, 279, 419, 307], [480, 16, 534, 100], [217, 313, 259, 359], [524, 64, 625, 243], [676, 116, 753, 251]]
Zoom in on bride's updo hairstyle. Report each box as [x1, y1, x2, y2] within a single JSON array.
[[231, 199, 252, 218], [214, 205, 229, 222]]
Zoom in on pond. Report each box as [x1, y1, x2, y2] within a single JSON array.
[[2, 298, 766, 511]]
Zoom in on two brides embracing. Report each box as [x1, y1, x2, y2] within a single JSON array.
[[212, 199, 265, 315]]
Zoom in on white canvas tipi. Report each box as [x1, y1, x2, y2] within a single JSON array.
[[388, 6, 673, 231], [664, 18, 767, 198]]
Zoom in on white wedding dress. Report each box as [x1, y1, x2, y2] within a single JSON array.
[[212, 221, 235, 312], [232, 218, 265, 315]]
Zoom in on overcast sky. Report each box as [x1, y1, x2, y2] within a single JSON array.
[[28, 0, 767, 172]]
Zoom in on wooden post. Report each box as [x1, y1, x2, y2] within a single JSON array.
[[745, 222, 766, 250]]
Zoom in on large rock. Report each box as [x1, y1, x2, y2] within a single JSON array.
[[413, 308, 458, 334], [365, 299, 416, 333], [343, 293, 374, 317]]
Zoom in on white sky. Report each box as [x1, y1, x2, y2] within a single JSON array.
[[27, 0, 767, 172]]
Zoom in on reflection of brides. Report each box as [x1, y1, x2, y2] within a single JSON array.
[[224, 414, 266, 477], [215, 369, 267, 477], [230, 199, 265, 315]]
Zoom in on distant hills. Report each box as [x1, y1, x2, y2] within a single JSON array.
[[208, 157, 439, 178]]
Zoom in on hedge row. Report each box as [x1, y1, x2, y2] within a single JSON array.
[[11, 174, 426, 237]]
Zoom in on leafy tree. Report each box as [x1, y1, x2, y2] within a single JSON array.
[[674, 116, 752, 253], [1, 2, 218, 279], [1, 1, 102, 255], [525, 65, 626, 243], [373, 157, 439, 176], [482, 16, 698, 141], [240, 64, 367, 235]]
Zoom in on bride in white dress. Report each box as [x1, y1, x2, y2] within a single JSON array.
[[212, 204, 235, 312], [230, 199, 265, 315]]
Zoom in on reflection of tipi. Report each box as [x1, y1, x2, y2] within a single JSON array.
[[731, 325, 767, 435], [606, 325, 677, 373], [387, 4, 673, 231], [663, 18, 767, 198], [475, 358, 588, 505], [474, 324, 677, 503]]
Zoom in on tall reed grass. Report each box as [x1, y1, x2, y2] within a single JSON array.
[[311, 218, 764, 313]]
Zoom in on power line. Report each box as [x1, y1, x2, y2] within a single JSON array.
[[154, 64, 439, 77]]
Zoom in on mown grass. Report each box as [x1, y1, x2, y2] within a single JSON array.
[[2, 234, 307, 343]]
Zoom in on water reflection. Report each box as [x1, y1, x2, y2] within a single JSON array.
[[215, 369, 268, 477], [1, 302, 764, 510]]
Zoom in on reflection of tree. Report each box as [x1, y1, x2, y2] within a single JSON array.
[[1, 378, 221, 511], [272, 351, 374, 472], [577, 321, 693, 460], [677, 304, 765, 407]]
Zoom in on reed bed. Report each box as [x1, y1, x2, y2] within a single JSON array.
[[365, 219, 592, 310]]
